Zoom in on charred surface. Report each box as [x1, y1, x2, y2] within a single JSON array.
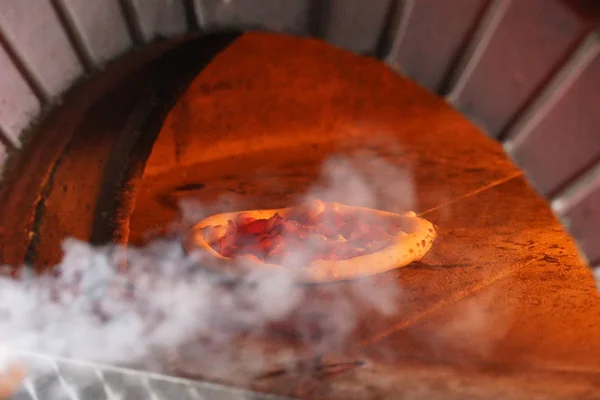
[[0, 33, 240, 272]]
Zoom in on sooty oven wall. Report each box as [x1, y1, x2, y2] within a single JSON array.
[[0, 1, 599, 281]]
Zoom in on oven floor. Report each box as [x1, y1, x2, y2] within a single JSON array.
[[126, 33, 600, 399], [129, 148, 600, 400]]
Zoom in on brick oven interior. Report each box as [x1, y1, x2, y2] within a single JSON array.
[[0, 1, 600, 400]]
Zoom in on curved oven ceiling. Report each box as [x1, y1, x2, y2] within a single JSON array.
[[0, 0, 598, 281]]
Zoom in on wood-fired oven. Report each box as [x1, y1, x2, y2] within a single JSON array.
[[0, 1, 599, 399]]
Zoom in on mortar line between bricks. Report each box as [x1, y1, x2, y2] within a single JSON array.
[[360, 254, 543, 346]]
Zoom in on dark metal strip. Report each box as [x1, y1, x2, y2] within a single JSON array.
[[308, 0, 331, 39], [444, 0, 511, 103], [118, 0, 146, 45], [185, 0, 202, 31], [503, 31, 600, 152], [49, 0, 96, 72], [376, 0, 413, 64], [0, 28, 51, 105], [551, 142, 600, 214]]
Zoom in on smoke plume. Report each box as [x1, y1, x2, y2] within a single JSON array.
[[0, 152, 412, 381]]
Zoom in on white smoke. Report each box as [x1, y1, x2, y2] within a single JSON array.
[[0, 152, 412, 386], [306, 149, 416, 213], [0, 145, 529, 400]]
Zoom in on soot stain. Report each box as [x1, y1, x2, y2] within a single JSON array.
[[464, 167, 485, 173], [541, 254, 559, 264], [175, 183, 206, 192], [409, 262, 470, 270], [156, 194, 178, 210]]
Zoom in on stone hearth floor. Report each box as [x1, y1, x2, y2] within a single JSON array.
[[126, 33, 600, 399]]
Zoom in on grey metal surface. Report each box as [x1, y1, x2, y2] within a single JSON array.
[[8, 353, 292, 400]]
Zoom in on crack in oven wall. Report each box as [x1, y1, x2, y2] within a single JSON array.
[[0, 1, 599, 400]]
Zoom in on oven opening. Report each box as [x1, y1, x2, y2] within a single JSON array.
[[0, 28, 599, 400]]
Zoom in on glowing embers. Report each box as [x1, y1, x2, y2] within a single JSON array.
[[200, 201, 406, 267]]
